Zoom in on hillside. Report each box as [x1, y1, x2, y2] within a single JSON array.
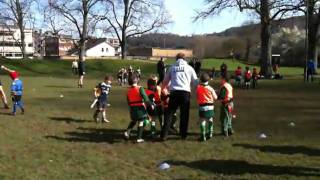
[[129, 16, 306, 61], [211, 16, 305, 37]]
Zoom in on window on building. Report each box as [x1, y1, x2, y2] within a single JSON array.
[[106, 48, 108, 52], [15, 53, 22, 57], [28, 43, 33, 47], [101, 48, 104, 52], [5, 53, 13, 57]]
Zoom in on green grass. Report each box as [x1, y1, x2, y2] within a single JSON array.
[[0, 60, 319, 179]]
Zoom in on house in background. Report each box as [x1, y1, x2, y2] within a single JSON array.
[[0, 25, 34, 59], [69, 38, 117, 58], [44, 32, 76, 58], [106, 37, 121, 56]]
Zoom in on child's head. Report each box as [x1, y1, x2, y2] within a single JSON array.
[[200, 73, 210, 83], [238, 66, 241, 70], [147, 75, 157, 90], [104, 75, 112, 84], [10, 71, 19, 80], [128, 74, 138, 86], [245, 66, 250, 71]]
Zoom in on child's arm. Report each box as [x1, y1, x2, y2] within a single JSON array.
[[1, 65, 14, 73], [94, 88, 99, 98], [211, 87, 218, 100]]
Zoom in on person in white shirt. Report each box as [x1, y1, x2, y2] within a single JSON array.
[[72, 59, 78, 75], [161, 53, 198, 140]]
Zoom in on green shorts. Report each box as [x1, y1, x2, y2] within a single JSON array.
[[199, 109, 214, 119], [130, 106, 148, 121]]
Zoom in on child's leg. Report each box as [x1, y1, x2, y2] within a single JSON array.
[[207, 117, 214, 138], [0, 87, 9, 108], [126, 120, 137, 133], [17, 100, 24, 113], [124, 119, 137, 140], [199, 118, 206, 141], [156, 106, 163, 127], [150, 116, 156, 136], [93, 106, 100, 122], [102, 109, 110, 122], [137, 120, 145, 141], [12, 101, 18, 114]]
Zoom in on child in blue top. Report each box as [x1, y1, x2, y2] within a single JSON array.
[[1, 65, 24, 115]]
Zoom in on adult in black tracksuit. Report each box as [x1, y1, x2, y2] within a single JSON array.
[[157, 58, 165, 85], [161, 53, 198, 140]]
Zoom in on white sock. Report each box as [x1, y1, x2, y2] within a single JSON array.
[[102, 111, 107, 120]]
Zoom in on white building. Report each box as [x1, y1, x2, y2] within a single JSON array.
[[70, 38, 118, 57], [0, 25, 34, 59]]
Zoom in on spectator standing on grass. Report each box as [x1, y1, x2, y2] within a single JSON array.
[[78, 60, 86, 88], [211, 67, 216, 79], [189, 58, 195, 70], [220, 62, 228, 78], [194, 58, 202, 77], [161, 53, 198, 141], [72, 59, 78, 75], [307, 59, 315, 82], [157, 57, 166, 85], [0, 79, 9, 109]]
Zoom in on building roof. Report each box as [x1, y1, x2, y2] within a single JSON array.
[[68, 38, 113, 55]]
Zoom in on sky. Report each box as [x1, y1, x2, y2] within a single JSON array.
[[164, 0, 250, 35]]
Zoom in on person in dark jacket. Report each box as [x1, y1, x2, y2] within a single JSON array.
[[157, 58, 166, 85]]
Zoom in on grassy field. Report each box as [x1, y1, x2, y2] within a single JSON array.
[[0, 59, 319, 179]]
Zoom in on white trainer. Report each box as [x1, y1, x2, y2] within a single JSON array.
[[124, 131, 130, 140], [136, 139, 144, 143], [103, 119, 110, 123]]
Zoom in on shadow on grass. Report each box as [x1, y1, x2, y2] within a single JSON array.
[[45, 127, 124, 144], [168, 159, 320, 177], [49, 117, 92, 123], [233, 144, 320, 157]]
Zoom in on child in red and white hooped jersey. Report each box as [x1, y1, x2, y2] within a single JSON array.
[[196, 73, 218, 141], [144, 76, 159, 137]]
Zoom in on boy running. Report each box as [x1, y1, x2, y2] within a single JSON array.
[[124, 75, 151, 143], [93, 75, 112, 123], [196, 73, 218, 141]]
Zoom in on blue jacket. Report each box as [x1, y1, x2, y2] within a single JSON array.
[[11, 79, 23, 96]]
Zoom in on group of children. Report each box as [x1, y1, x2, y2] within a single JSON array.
[[0, 65, 24, 115], [117, 66, 141, 86], [95, 71, 235, 143], [234, 66, 259, 89]]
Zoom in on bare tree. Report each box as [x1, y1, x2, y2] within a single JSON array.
[[0, 0, 35, 58], [304, 0, 320, 70], [102, 0, 171, 59], [48, 0, 103, 61], [196, 0, 300, 77]]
